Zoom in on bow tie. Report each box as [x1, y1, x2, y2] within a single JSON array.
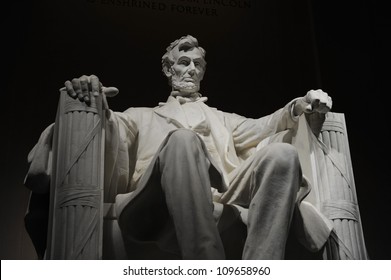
[[159, 91, 208, 106], [175, 95, 208, 104]]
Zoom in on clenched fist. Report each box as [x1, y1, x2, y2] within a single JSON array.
[[293, 89, 332, 117]]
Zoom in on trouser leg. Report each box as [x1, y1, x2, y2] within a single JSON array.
[[158, 129, 225, 259], [242, 143, 301, 259]]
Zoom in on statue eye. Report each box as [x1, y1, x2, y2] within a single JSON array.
[[179, 59, 190, 66], [194, 60, 205, 69]]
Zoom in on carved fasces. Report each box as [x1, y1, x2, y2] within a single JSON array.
[[308, 113, 368, 259], [46, 91, 105, 259]]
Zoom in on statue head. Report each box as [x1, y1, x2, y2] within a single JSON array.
[[162, 35, 207, 96]]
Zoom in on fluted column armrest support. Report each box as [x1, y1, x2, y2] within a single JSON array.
[[46, 91, 105, 259], [303, 112, 368, 259]]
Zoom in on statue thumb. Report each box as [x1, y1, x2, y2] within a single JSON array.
[[103, 87, 119, 97], [305, 103, 313, 113]]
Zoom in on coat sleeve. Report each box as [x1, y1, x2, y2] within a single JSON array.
[[229, 99, 299, 159], [103, 110, 138, 202]]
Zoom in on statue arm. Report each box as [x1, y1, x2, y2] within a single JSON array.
[[103, 110, 138, 201], [228, 99, 299, 158], [254, 88, 332, 135], [24, 123, 55, 194], [230, 89, 332, 157]]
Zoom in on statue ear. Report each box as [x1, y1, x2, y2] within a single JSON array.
[[163, 65, 174, 78]]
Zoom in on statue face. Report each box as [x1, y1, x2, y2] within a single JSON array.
[[170, 47, 206, 96]]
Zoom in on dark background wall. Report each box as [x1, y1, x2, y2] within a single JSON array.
[[1, 0, 389, 259]]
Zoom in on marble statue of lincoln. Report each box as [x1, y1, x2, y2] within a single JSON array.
[[25, 35, 333, 259]]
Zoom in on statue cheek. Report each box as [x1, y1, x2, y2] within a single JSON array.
[[172, 64, 186, 74]]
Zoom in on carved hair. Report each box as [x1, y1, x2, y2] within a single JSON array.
[[161, 35, 206, 77]]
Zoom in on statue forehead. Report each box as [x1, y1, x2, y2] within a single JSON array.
[[169, 38, 204, 61], [171, 48, 203, 60]]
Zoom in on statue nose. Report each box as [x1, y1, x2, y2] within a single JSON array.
[[188, 61, 196, 75]]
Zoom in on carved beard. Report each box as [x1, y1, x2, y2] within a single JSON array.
[[171, 79, 200, 95]]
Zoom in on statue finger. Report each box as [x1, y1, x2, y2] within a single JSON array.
[[90, 75, 100, 97], [305, 89, 319, 104], [64, 80, 76, 98], [88, 75, 100, 105], [80, 75, 90, 103], [318, 91, 329, 103], [304, 103, 313, 113], [72, 78, 83, 100], [327, 96, 333, 110]]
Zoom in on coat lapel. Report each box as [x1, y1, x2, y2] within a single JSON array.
[[154, 96, 188, 128]]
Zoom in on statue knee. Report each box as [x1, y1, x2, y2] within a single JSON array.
[[165, 129, 202, 152], [256, 143, 300, 172], [249, 143, 301, 208]]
